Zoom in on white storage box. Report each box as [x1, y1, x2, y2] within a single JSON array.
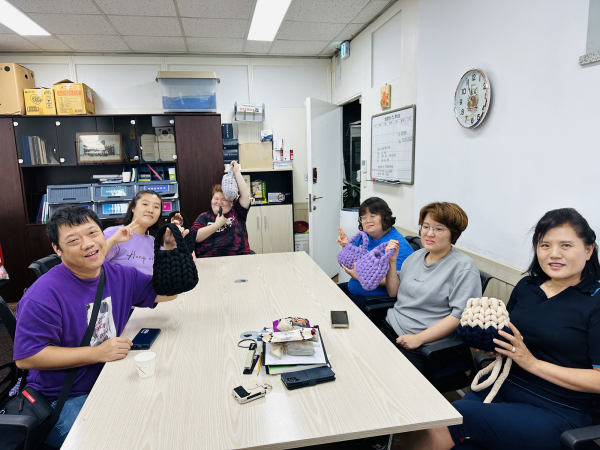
[[156, 71, 219, 112], [294, 233, 309, 255]]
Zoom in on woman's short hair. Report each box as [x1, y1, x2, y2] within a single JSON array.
[[526, 208, 600, 281], [358, 197, 396, 232], [119, 190, 162, 233], [418, 202, 468, 245], [211, 184, 223, 197]]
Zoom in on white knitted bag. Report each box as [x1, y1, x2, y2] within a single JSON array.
[[457, 297, 513, 403], [221, 165, 239, 201]]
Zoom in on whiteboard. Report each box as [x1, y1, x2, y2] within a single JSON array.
[[370, 105, 416, 185]]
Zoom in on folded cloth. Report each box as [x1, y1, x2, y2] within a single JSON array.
[[259, 328, 316, 343]]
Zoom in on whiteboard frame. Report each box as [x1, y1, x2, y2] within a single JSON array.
[[370, 104, 416, 185]]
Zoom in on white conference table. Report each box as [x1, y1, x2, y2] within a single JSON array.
[[63, 252, 461, 450]]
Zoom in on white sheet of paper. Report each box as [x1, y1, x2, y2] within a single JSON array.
[[264, 341, 327, 366]]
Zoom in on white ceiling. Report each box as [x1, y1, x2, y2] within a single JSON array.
[[0, 0, 395, 56]]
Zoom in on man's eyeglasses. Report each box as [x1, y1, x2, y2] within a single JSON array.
[[359, 214, 379, 223], [419, 223, 448, 235]]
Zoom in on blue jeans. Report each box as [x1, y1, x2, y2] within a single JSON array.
[[45, 394, 88, 448]]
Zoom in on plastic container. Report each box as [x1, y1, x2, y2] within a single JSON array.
[[47, 184, 92, 204], [136, 181, 178, 199], [294, 233, 309, 255], [93, 202, 130, 219], [161, 199, 180, 216], [156, 71, 220, 112], [92, 183, 136, 202], [49, 203, 93, 216]]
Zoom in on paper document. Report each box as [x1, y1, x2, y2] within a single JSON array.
[[265, 341, 327, 366]]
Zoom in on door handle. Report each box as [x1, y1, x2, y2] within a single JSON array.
[[264, 216, 267, 229], [312, 195, 323, 201], [257, 216, 260, 229]]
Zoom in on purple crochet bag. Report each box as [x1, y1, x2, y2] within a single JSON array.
[[355, 242, 397, 291], [337, 231, 369, 268]]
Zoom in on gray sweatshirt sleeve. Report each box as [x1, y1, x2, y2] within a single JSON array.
[[449, 269, 482, 318]]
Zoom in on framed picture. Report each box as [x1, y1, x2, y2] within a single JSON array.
[[76, 132, 122, 164]]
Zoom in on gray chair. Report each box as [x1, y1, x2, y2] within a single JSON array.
[[27, 255, 61, 286]]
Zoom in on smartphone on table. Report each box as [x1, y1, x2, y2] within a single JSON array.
[[331, 311, 349, 328], [131, 328, 161, 350]]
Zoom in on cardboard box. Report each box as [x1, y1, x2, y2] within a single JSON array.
[[53, 79, 95, 115], [0, 63, 36, 115], [239, 142, 273, 170], [24, 88, 56, 115]]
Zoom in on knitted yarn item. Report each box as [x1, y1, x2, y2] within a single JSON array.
[[221, 165, 239, 201], [355, 242, 397, 291], [337, 231, 369, 268], [456, 297, 514, 403], [167, 210, 194, 254], [152, 223, 199, 296]]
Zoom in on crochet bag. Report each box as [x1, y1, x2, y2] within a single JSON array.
[[221, 165, 239, 201], [456, 297, 513, 403], [355, 242, 397, 291], [152, 223, 199, 295], [337, 231, 369, 268], [167, 210, 194, 254]]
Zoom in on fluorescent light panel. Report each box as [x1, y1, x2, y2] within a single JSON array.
[[247, 0, 292, 41], [0, 0, 49, 36]]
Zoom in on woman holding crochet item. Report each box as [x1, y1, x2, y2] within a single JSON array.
[[336, 197, 413, 311], [191, 161, 252, 258], [399, 208, 600, 450], [382, 202, 482, 376], [104, 190, 189, 275]]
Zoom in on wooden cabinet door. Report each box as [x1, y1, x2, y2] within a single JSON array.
[[261, 205, 293, 254], [246, 206, 263, 254]]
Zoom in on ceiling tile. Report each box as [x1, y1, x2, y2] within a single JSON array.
[[177, 0, 253, 19], [109, 16, 182, 36], [352, 0, 391, 23], [10, 0, 98, 14], [278, 21, 346, 41], [26, 36, 74, 50], [0, 34, 40, 51], [243, 40, 272, 53], [96, 0, 177, 16], [286, 0, 369, 23], [269, 40, 329, 55], [187, 37, 243, 53], [320, 40, 343, 55], [30, 14, 117, 35], [0, 24, 15, 33], [182, 18, 247, 38], [335, 23, 364, 41], [123, 36, 186, 52], [57, 34, 129, 51]]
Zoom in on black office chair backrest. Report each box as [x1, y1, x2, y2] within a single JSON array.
[[479, 270, 494, 294], [0, 297, 18, 407], [28, 254, 61, 283], [405, 236, 424, 252]]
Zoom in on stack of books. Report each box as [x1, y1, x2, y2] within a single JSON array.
[[21, 135, 58, 165]]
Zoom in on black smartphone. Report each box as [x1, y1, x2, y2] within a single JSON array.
[[331, 311, 349, 328], [131, 328, 161, 350]]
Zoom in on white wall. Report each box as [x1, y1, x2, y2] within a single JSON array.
[[415, 0, 599, 270], [331, 0, 419, 231], [0, 54, 331, 203]]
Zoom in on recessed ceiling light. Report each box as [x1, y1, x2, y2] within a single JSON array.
[[0, 0, 50, 36], [247, 0, 292, 41]]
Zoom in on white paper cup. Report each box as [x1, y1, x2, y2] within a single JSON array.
[[122, 172, 131, 182], [134, 352, 156, 378]]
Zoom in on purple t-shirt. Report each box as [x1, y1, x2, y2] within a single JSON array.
[[14, 262, 157, 398], [104, 226, 155, 275]]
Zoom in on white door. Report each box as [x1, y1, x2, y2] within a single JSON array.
[[306, 97, 342, 277]]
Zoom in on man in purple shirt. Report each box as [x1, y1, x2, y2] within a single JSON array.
[[14, 206, 178, 448]]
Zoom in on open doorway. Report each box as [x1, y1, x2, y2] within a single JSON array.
[[342, 99, 361, 208]]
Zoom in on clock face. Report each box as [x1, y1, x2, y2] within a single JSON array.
[[454, 69, 491, 129]]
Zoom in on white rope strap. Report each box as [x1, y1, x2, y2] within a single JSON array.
[[471, 355, 513, 403]]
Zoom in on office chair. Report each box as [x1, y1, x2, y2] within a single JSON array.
[[27, 255, 61, 285], [365, 268, 495, 393]]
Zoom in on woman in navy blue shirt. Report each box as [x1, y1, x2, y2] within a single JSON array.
[[400, 208, 600, 450], [336, 197, 413, 311]]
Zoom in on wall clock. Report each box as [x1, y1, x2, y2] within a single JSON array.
[[454, 69, 491, 129]]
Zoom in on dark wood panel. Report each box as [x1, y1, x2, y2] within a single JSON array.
[[0, 119, 30, 301], [175, 115, 223, 223], [26, 225, 54, 263]]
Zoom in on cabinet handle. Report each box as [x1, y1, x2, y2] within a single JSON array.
[[257, 216, 260, 229], [264, 216, 267, 229]]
